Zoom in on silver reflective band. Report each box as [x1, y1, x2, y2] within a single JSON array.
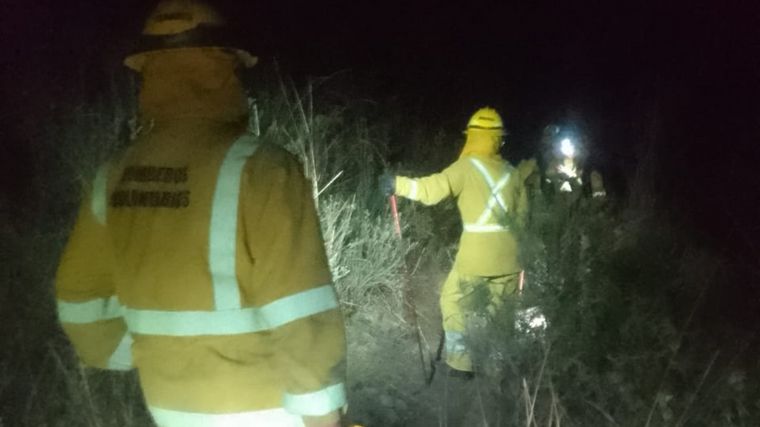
[[209, 134, 260, 311], [149, 406, 305, 427], [283, 383, 347, 416], [107, 333, 134, 370], [469, 158, 509, 212], [479, 173, 510, 217], [91, 164, 109, 225], [445, 330, 467, 354], [463, 224, 510, 233], [125, 285, 339, 336], [408, 180, 419, 200], [468, 158, 510, 228], [593, 191, 607, 198], [57, 296, 123, 324]]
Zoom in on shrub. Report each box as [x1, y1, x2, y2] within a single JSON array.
[[464, 194, 757, 426]]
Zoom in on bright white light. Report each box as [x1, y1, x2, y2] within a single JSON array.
[[516, 306, 548, 333], [560, 138, 575, 157], [557, 162, 578, 178]]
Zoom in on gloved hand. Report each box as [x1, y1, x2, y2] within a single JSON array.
[[378, 171, 396, 197]]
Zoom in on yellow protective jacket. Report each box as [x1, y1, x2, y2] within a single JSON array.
[[394, 154, 527, 276], [55, 49, 346, 423]]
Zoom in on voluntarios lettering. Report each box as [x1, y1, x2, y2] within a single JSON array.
[[111, 190, 191, 208]]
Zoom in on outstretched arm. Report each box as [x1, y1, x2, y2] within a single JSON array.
[[394, 159, 467, 206]]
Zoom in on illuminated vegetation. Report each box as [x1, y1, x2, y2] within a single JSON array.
[[2, 72, 758, 426]]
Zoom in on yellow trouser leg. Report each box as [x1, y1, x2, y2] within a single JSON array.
[[485, 274, 518, 317], [441, 270, 520, 372], [440, 267, 473, 372]]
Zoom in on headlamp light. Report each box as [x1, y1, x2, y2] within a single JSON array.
[[560, 138, 575, 158]]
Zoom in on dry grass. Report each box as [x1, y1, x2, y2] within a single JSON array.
[[3, 73, 758, 426]]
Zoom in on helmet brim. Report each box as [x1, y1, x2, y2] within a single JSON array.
[[124, 24, 257, 71], [124, 48, 257, 71], [463, 127, 507, 137]]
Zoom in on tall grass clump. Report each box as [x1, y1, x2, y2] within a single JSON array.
[[462, 190, 758, 426], [250, 74, 422, 317]]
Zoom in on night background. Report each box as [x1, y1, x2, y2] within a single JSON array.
[[3, 1, 759, 255], [2, 0, 760, 425]]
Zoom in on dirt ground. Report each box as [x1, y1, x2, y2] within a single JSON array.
[[344, 263, 507, 427]]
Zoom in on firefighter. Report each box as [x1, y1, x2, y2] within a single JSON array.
[[54, 2, 346, 426], [379, 107, 527, 375], [540, 124, 607, 204]]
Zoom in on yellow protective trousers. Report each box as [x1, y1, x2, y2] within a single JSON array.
[[440, 268, 519, 372]]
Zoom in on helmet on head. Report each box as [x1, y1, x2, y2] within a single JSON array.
[[464, 107, 506, 136], [124, 0, 257, 71]]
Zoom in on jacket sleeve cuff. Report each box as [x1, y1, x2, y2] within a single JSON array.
[[58, 297, 133, 370], [395, 177, 418, 201], [283, 383, 347, 416], [57, 296, 124, 323]]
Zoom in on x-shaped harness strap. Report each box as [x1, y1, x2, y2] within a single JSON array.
[[467, 158, 511, 232]]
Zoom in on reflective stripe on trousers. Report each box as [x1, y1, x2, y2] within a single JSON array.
[[150, 406, 306, 427], [444, 330, 467, 355]]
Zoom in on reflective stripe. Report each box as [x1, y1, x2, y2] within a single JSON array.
[[408, 180, 419, 200], [107, 333, 134, 370], [57, 296, 123, 324], [475, 173, 510, 224], [463, 224, 510, 233], [593, 191, 606, 198], [445, 330, 467, 354], [470, 158, 510, 217], [91, 164, 109, 225], [467, 158, 511, 231], [149, 406, 305, 427], [283, 383, 347, 416], [125, 285, 338, 336], [209, 134, 260, 310]]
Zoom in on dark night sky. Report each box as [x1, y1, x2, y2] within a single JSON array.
[[1, 1, 759, 261]]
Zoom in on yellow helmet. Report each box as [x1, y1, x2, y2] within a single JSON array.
[[124, 0, 257, 71], [464, 107, 506, 136]]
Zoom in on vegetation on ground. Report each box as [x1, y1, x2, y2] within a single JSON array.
[[1, 72, 757, 426]]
